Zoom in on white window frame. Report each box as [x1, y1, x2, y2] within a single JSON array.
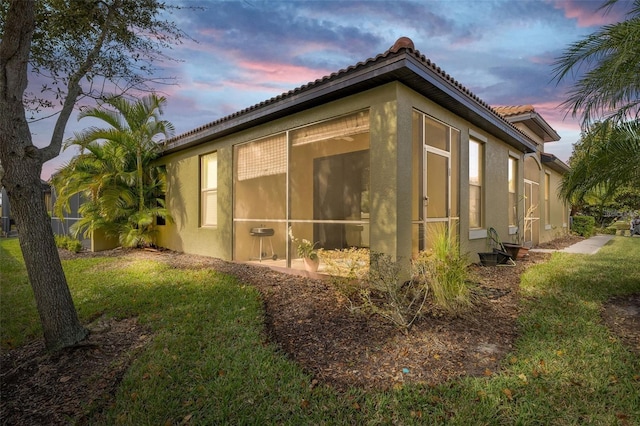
[[508, 155, 518, 230], [544, 172, 551, 230], [201, 152, 218, 227], [469, 138, 484, 230]]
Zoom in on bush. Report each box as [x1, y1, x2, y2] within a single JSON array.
[[65, 238, 83, 253], [351, 227, 474, 331], [605, 219, 632, 235], [412, 226, 473, 315], [55, 235, 83, 253], [358, 252, 428, 332], [571, 215, 596, 237], [321, 248, 369, 300], [54, 235, 67, 249]]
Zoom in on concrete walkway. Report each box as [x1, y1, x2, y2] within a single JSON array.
[[530, 234, 616, 255]]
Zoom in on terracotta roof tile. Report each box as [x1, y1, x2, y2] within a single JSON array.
[[493, 105, 536, 117], [167, 37, 535, 150]]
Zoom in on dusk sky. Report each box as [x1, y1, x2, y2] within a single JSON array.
[[31, 0, 630, 180]]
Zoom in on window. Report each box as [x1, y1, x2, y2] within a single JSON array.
[[201, 152, 218, 227], [545, 173, 551, 225], [469, 139, 483, 228], [508, 156, 517, 226]]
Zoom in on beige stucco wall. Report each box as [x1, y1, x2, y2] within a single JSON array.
[[540, 167, 569, 243], [396, 85, 526, 262], [91, 229, 119, 252], [155, 145, 233, 258], [156, 83, 404, 261], [512, 123, 569, 244], [156, 80, 564, 266]]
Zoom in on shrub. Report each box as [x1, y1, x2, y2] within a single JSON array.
[[605, 219, 633, 235], [54, 235, 67, 249], [65, 238, 83, 253], [54, 235, 83, 253], [358, 252, 429, 332], [571, 215, 596, 237], [321, 248, 369, 299], [340, 227, 473, 331], [412, 226, 473, 315]]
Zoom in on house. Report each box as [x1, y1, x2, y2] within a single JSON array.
[[141, 37, 571, 271]]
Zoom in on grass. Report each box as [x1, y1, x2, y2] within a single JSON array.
[[2, 236, 639, 425]]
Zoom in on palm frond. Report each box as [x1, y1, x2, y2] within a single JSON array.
[[552, 2, 640, 127]]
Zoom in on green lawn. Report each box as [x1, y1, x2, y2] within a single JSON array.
[[1, 237, 639, 425]]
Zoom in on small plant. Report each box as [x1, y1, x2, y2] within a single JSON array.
[[358, 252, 429, 332], [288, 227, 318, 260], [412, 226, 473, 314], [513, 199, 538, 245], [322, 248, 370, 300], [54, 235, 83, 253]]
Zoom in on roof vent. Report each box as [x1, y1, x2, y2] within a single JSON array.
[[390, 36, 415, 53]]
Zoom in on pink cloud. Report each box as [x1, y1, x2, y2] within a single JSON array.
[[550, 0, 626, 27], [236, 60, 329, 85], [533, 100, 577, 123]]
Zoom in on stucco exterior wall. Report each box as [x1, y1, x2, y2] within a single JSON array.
[[157, 79, 563, 266], [155, 143, 233, 258], [156, 83, 403, 261], [512, 123, 569, 244], [91, 229, 119, 252], [540, 168, 569, 243], [396, 85, 524, 262]]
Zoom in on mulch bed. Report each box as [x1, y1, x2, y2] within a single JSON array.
[[2, 234, 638, 425]]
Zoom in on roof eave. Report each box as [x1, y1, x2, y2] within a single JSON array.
[[163, 50, 538, 155], [401, 55, 537, 153], [506, 112, 561, 142], [541, 153, 570, 174]]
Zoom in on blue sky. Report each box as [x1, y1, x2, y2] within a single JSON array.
[[32, 0, 629, 180]]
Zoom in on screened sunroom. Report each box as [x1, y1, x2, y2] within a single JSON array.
[[233, 110, 370, 272]]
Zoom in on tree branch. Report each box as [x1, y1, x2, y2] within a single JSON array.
[[39, 1, 118, 162]]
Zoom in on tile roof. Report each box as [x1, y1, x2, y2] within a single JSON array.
[[493, 105, 536, 117], [164, 37, 538, 154], [493, 104, 560, 142]]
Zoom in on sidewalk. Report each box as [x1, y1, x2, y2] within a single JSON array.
[[530, 234, 615, 255]]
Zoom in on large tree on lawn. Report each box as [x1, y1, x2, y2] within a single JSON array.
[[53, 94, 174, 248], [0, 0, 187, 350]]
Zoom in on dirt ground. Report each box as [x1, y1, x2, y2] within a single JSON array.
[[2, 235, 638, 425]]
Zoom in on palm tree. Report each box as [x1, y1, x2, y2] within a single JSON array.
[[559, 121, 640, 203], [552, 0, 640, 126], [53, 94, 174, 247], [553, 0, 639, 204]]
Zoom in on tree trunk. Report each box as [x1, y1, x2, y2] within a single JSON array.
[[0, 0, 87, 351], [4, 157, 88, 351]]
